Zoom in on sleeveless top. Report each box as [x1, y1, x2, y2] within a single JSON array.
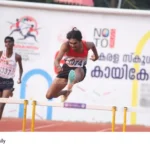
[[0, 51, 17, 79], [63, 41, 88, 67]]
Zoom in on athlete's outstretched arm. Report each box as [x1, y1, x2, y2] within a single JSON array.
[[54, 43, 68, 72], [16, 54, 23, 84], [86, 42, 99, 61]]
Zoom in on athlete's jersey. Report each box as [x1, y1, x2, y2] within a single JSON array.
[[0, 51, 17, 79], [28, 27, 34, 33], [63, 41, 88, 67], [16, 21, 20, 28]]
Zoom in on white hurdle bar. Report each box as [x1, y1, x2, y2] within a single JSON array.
[[0, 98, 25, 104], [0, 98, 28, 132], [36, 101, 112, 111], [35, 101, 150, 113]]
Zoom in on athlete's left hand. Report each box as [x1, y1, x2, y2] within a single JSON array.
[[17, 78, 21, 84], [90, 55, 98, 61]]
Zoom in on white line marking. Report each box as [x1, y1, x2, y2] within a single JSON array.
[[97, 127, 120, 132], [16, 122, 64, 132]]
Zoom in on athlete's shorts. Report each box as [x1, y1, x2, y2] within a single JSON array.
[[57, 64, 87, 81], [0, 77, 14, 92]]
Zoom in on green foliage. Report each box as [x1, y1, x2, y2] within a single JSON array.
[[122, 0, 150, 9], [93, 0, 150, 9]]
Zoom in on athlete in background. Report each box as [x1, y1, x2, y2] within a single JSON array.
[[0, 36, 23, 120]]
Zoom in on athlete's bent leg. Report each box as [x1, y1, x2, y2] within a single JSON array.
[[46, 78, 68, 99], [9, 88, 15, 97], [68, 67, 85, 90], [0, 89, 11, 120], [0, 91, 3, 120], [61, 68, 85, 102]]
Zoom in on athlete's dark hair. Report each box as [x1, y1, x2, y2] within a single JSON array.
[[4, 36, 14, 43], [66, 27, 82, 41]]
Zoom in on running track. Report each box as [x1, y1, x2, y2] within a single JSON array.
[[0, 118, 150, 132]]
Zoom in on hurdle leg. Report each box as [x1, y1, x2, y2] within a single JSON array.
[[112, 106, 116, 132], [22, 100, 28, 132], [31, 100, 36, 132], [123, 107, 127, 132]]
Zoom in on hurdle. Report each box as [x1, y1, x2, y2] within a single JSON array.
[[30, 100, 129, 132], [2, 98, 149, 132], [0, 98, 28, 132]]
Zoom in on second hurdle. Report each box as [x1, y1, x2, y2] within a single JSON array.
[[30, 100, 129, 132]]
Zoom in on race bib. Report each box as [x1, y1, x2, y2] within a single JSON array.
[[65, 57, 87, 67], [0, 65, 15, 79]]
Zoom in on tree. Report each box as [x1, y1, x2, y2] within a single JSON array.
[[93, 0, 150, 9]]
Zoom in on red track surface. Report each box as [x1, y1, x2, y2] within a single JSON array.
[[0, 118, 150, 132]]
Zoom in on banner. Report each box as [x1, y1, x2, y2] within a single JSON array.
[[1, 1, 150, 125]]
